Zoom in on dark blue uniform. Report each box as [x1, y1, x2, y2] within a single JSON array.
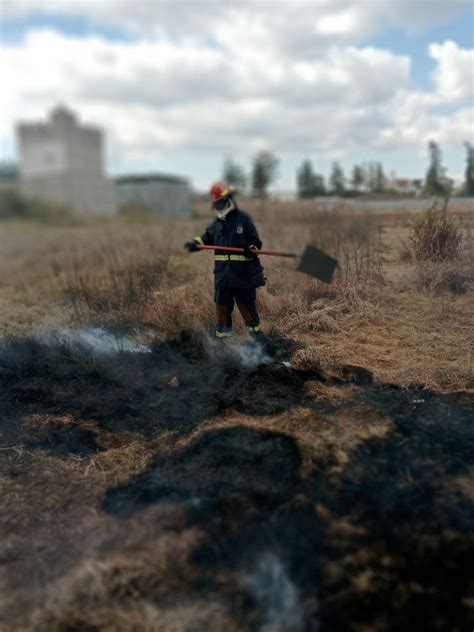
[[194, 207, 265, 331]]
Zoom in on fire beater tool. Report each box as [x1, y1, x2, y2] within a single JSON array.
[[197, 244, 338, 284]]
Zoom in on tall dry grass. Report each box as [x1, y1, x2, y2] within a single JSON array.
[[1, 202, 472, 390], [55, 208, 384, 337], [407, 200, 463, 262], [400, 200, 473, 295], [64, 247, 170, 327]]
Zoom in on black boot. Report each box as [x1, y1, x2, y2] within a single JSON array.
[[215, 324, 233, 338], [245, 320, 262, 337]]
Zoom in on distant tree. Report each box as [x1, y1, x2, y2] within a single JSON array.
[[350, 165, 364, 192], [0, 161, 19, 181], [329, 162, 345, 195], [222, 158, 247, 192], [313, 173, 326, 196], [364, 163, 374, 192], [251, 151, 279, 198], [363, 162, 385, 193], [463, 141, 474, 196], [374, 162, 386, 193], [424, 140, 452, 197], [363, 163, 372, 191], [296, 160, 326, 198], [297, 160, 314, 198]]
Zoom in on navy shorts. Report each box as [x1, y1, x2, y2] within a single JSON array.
[[214, 287, 257, 305]]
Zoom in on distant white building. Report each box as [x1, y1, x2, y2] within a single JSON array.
[[115, 173, 192, 218], [387, 177, 423, 195], [16, 106, 117, 216]]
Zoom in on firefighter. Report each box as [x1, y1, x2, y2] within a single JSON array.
[[185, 181, 265, 338]]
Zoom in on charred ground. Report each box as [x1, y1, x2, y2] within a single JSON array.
[[0, 330, 473, 631], [0, 331, 306, 449]]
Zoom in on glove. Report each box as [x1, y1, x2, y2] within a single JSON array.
[[184, 240, 199, 253], [244, 244, 258, 258]]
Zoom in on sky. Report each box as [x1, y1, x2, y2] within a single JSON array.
[[0, 0, 473, 192]]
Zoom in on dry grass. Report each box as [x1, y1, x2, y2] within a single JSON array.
[[302, 287, 473, 390], [411, 260, 472, 294], [407, 200, 463, 262], [34, 529, 242, 632], [395, 201, 473, 298], [0, 201, 472, 391]]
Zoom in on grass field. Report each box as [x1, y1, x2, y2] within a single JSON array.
[[0, 198, 473, 630]]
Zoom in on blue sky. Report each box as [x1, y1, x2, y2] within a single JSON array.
[[1, 0, 473, 191], [366, 12, 474, 91], [0, 10, 137, 43]]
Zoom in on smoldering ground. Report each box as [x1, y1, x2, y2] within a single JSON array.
[[0, 329, 304, 448], [0, 329, 473, 631]]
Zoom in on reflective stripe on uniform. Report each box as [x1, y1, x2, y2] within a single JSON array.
[[194, 236, 204, 245], [230, 255, 253, 261], [214, 254, 253, 262]]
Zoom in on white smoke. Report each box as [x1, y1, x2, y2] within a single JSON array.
[[36, 327, 151, 355], [236, 340, 272, 370], [204, 334, 273, 371], [28, 327, 276, 366], [246, 552, 307, 632]]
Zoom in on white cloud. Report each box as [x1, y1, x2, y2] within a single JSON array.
[[429, 40, 474, 104], [316, 7, 359, 35], [0, 29, 414, 154], [0, 2, 473, 180], [2, 1, 472, 46]]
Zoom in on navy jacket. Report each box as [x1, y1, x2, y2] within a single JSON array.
[[195, 208, 265, 289]]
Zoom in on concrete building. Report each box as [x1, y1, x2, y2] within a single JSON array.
[[115, 173, 192, 218], [16, 106, 117, 216]]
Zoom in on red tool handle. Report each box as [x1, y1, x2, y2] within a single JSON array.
[[197, 245, 297, 258]]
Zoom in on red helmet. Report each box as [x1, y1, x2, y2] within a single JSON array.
[[210, 181, 234, 202]]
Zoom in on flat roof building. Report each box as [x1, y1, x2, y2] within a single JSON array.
[[115, 173, 192, 218]]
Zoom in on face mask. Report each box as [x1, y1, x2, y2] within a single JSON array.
[[214, 197, 235, 220]]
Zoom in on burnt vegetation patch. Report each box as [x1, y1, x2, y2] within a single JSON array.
[[103, 426, 304, 518], [28, 425, 104, 458], [1, 330, 474, 630], [0, 331, 314, 452], [100, 402, 474, 631]]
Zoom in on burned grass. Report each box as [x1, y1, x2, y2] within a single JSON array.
[[98, 409, 474, 631], [0, 329, 376, 459], [0, 330, 473, 630], [0, 331, 308, 449]]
